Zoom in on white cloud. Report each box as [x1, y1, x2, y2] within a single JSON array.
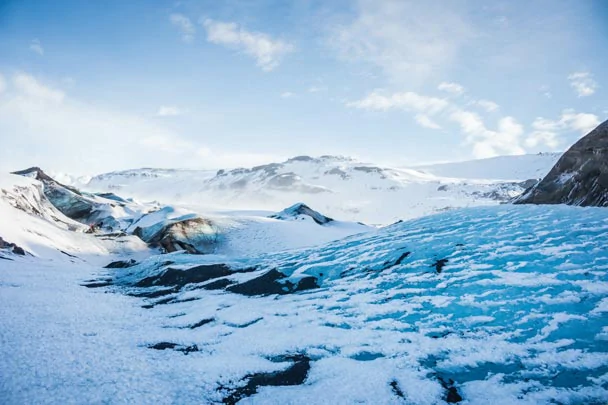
[[561, 110, 600, 134], [280, 91, 295, 98], [157, 105, 182, 117], [29, 39, 44, 55], [170, 14, 195, 42], [568, 71, 597, 97], [0, 72, 278, 173], [438, 82, 464, 95], [14, 72, 64, 102], [347, 90, 448, 115], [476, 99, 499, 112], [202, 19, 294, 71], [329, 0, 472, 83], [525, 110, 600, 150], [415, 114, 441, 129], [449, 110, 525, 158], [308, 86, 327, 93], [0, 74, 6, 93]]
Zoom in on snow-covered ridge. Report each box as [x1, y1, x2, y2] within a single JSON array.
[[0, 170, 370, 260], [71, 153, 560, 224], [413, 152, 561, 181]]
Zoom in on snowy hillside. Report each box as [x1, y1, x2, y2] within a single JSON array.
[[73, 154, 560, 225], [413, 153, 561, 180]]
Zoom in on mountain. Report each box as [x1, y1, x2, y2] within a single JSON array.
[[1, 171, 369, 259], [74, 154, 560, 224], [515, 119, 608, 206]]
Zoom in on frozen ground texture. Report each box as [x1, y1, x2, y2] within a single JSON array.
[[2, 202, 607, 404]]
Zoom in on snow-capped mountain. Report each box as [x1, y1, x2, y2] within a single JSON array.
[[73, 153, 560, 225]]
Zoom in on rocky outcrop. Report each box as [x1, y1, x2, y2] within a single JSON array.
[[132, 216, 220, 254], [13, 167, 98, 221], [0, 237, 26, 256], [514, 119, 608, 206], [270, 203, 334, 225]]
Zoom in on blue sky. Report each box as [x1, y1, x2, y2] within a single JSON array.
[[0, 0, 606, 174]]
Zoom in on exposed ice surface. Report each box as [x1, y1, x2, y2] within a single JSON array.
[[2, 203, 607, 404]]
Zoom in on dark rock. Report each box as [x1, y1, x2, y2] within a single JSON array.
[[381, 251, 411, 270], [437, 184, 449, 191], [82, 280, 113, 288], [325, 167, 350, 179], [135, 264, 235, 288], [133, 217, 220, 254], [389, 380, 405, 399], [148, 342, 199, 354], [95, 192, 128, 203], [353, 166, 383, 174], [226, 270, 319, 296], [11, 167, 102, 222], [188, 318, 213, 329], [270, 203, 334, 225], [104, 259, 137, 269], [286, 155, 314, 162], [438, 377, 463, 403], [514, 119, 608, 206], [128, 287, 179, 299], [294, 276, 319, 292], [60, 250, 78, 258], [202, 279, 234, 290], [227, 269, 287, 296], [518, 179, 539, 190], [221, 354, 311, 405], [149, 342, 178, 350], [0, 237, 27, 256], [432, 258, 449, 274]]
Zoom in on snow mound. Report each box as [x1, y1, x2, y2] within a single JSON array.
[[270, 203, 334, 225]]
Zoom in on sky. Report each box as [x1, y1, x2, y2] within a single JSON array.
[[0, 0, 606, 174]]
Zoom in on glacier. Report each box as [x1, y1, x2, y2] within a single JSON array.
[[2, 203, 607, 404]]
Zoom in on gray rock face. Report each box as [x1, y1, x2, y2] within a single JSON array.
[[132, 217, 220, 254], [270, 203, 334, 225], [514, 119, 608, 207], [12, 167, 96, 221]]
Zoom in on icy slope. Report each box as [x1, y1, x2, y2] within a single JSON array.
[[104, 204, 608, 404], [414, 152, 560, 180], [0, 173, 150, 262], [77, 154, 559, 224]]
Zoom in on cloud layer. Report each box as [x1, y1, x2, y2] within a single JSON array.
[[202, 19, 293, 71], [568, 72, 597, 97], [348, 85, 599, 159], [0, 72, 280, 173]]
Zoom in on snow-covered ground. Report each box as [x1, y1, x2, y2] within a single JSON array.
[[66, 153, 561, 225], [2, 204, 608, 404]]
